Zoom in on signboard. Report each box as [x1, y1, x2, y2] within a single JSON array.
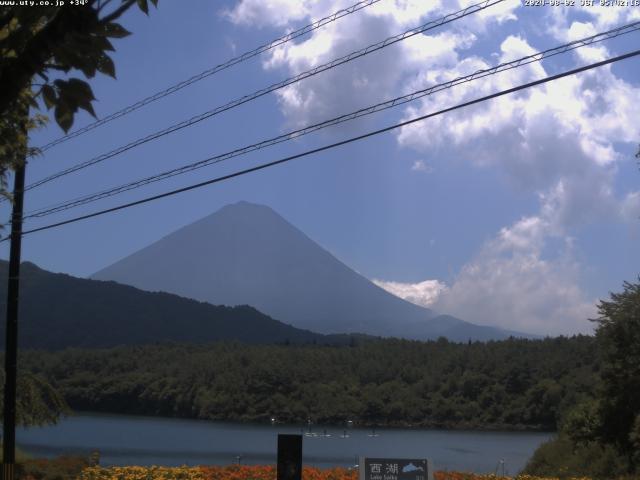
[[277, 434, 302, 480], [359, 457, 433, 480]]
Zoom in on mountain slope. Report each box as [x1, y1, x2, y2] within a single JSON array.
[[93, 201, 524, 341], [0, 261, 346, 349]]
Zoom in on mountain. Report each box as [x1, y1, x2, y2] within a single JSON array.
[[93, 201, 525, 341], [0, 261, 354, 349]]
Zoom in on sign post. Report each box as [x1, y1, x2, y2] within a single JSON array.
[[359, 457, 434, 480], [277, 434, 302, 480]]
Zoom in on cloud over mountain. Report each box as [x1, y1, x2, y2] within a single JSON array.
[[222, 1, 638, 335], [395, 27, 639, 334], [372, 278, 447, 308]]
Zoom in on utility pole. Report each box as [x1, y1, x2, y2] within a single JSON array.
[[2, 128, 27, 480]]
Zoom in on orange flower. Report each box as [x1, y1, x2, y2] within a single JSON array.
[[78, 464, 597, 480]]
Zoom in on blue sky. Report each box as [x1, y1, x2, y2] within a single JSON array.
[[2, 0, 639, 335]]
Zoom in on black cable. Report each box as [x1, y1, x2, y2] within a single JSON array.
[[5, 48, 638, 241], [21, 0, 503, 194], [35, 0, 386, 153], [23, 21, 640, 219]]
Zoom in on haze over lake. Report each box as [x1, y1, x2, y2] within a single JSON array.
[[17, 413, 551, 474]]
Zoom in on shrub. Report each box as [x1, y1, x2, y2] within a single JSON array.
[[17, 454, 91, 480], [522, 435, 630, 480]]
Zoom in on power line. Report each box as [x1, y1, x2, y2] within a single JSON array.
[[22, 0, 503, 194], [6, 48, 639, 241], [26, 0, 501, 191], [35, 0, 386, 153], [23, 21, 640, 219]]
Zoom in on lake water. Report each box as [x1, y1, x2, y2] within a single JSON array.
[[17, 413, 552, 475]]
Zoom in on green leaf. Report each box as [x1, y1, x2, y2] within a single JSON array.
[[137, 0, 149, 15], [54, 103, 74, 133], [52, 78, 97, 131], [102, 22, 131, 39], [66, 78, 96, 101], [76, 58, 98, 78], [96, 53, 116, 78], [53, 78, 98, 121], [104, 38, 115, 52], [78, 100, 97, 118], [41, 84, 56, 110]]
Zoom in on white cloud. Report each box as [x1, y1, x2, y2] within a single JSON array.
[[432, 216, 597, 335], [547, 3, 640, 41], [376, 215, 599, 335], [373, 215, 597, 335], [397, 34, 640, 232], [545, 6, 640, 62], [373, 278, 448, 308], [365, 0, 442, 26], [410, 160, 433, 172], [223, 0, 314, 27], [262, 20, 429, 128], [226, 0, 518, 129], [394, 32, 640, 335]]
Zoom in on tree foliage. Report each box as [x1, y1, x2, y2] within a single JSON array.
[[0, 89, 45, 201], [527, 278, 640, 478], [523, 433, 629, 480], [0, 0, 155, 426], [0, 0, 157, 195], [0, 369, 68, 426], [593, 279, 640, 461], [21, 335, 598, 431]]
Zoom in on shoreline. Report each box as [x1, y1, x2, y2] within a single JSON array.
[[65, 409, 556, 434]]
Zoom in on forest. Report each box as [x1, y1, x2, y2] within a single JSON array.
[[20, 335, 598, 431]]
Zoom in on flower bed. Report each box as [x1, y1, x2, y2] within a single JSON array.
[[74, 465, 593, 480]]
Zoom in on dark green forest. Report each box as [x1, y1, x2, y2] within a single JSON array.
[[20, 335, 597, 431]]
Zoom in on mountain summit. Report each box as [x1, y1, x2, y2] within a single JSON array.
[[93, 201, 521, 341]]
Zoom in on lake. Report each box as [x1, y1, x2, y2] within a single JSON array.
[[17, 413, 552, 475]]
